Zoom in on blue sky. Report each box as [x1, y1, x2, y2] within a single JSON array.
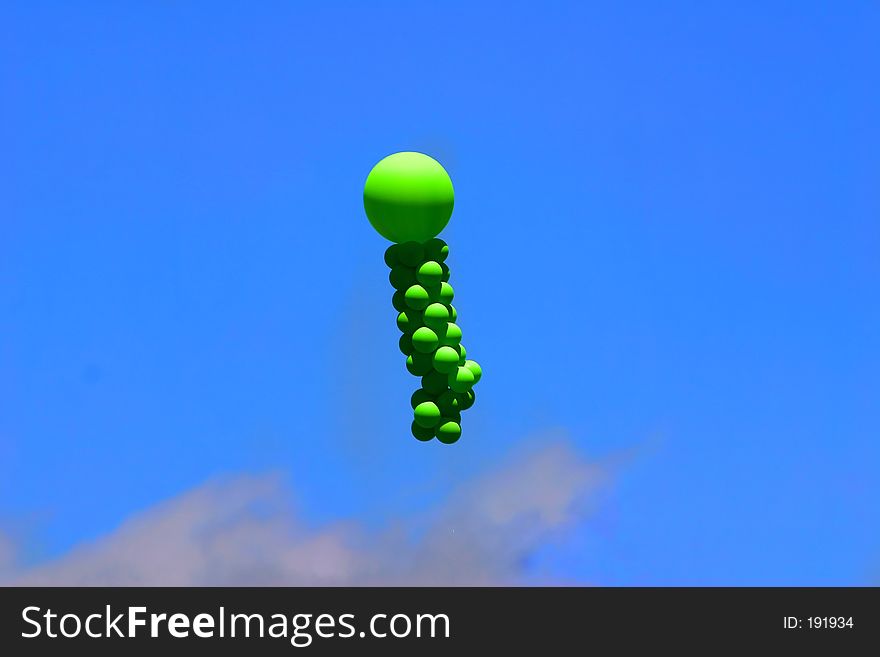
[[2, 1, 878, 585]]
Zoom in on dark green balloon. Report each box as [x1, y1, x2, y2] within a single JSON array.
[[439, 281, 454, 304], [414, 401, 441, 428], [406, 351, 434, 376], [396, 309, 421, 333], [448, 365, 475, 392], [397, 240, 425, 267], [457, 343, 467, 364], [404, 284, 431, 310], [424, 238, 449, 262], [392, 291, 408, 312], [441, 263, 450, 282], [417, 260, 444, 287], [423, 302, 449, 331], [384, 244, 400, 268], [432, 345, 460, 374], [440, 322, 462, 346], [411, 388, 434, 409], [436, 390, 461, 415], [446, 303, 457, 322], [464, 359, 482, 384], [411, 421, 435, 442], [389, 266, 416, 291], [422, 370, 449, 395], [458, 389, 475, 410], [411, 326, 439, 353], [398, 333, 414, 356], [435, 420, 462, 444]]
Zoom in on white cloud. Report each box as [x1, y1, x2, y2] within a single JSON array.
[[5, 439, 603, 586]]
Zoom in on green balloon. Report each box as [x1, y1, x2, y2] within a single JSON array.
[[417, 260, 444, 287], [435, 420, 462, 444], [441, 264, 450, 282], [447, 303, 457, 322], [389, 266, 416, 291], [398, 333, 414, 356], [422, 370, 449, 395], [433, 346, 460, 374], [414, 401, 441, 428], [404, 284, 431, 310], [411, 388, 434, 409], [441, 322, 462, 346], [424, 238, 449, 262], [396, 309, 421, 333], [423, 302, 449, 331], [448, 365, 475, 392], [464, 359, 482, 384], [458, 389, 475, 411], [436, 390, 461, 415], [406, 351, 433, 376], [439, 282, 454, 304], [411, 421, 435, 442], [397, 240, 425, 267], [457, 343, 467, 364], [411, 326, 439, 353], [392, 291, 408, 312], [363, 152, 455, 244], [384, 244, 400, 268]]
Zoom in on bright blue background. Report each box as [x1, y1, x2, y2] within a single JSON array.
[[2, 1, 878, 584]]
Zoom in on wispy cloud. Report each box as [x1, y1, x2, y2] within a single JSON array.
[[4, 439, 604, 586]]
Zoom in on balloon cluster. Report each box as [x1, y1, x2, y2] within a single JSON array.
[[385, 238, 481, 444]]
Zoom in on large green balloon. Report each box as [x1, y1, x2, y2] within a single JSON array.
[[364, 152, 455, 243]]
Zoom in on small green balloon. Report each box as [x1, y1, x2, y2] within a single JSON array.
[[439, 282, 454, 304], [404, 284, 431, 311], [441, 322, 462, 346], [457, 343, 467, 364], [398, 333, 414, 356], [448, 365, 475, 392], [384, 244, 400, 268], [411, 421, 435, 442], [397, 240, 425, 267], [389, 266, 416, 291], [411, 388, 434, 409], [411, 326, 439, 353], [433, 345, 460, 374], [423, 302, 449, 331], [363, 152, 455, 244], [458, 389, 475, 410], [392, 291, 408, 312], [414, 401, 441, 428], [441, 264, 450, 282], [422, 370, 449, 395], [464, 359, 482, 384], [424, 238, 449, 262], [406, 351, 433, 376], [446, 303, 457, 322], [396, 309, 418, 333], [417, 260, 444, 287], [436, 389, 461, 415], [435, 420, 462, 444]]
